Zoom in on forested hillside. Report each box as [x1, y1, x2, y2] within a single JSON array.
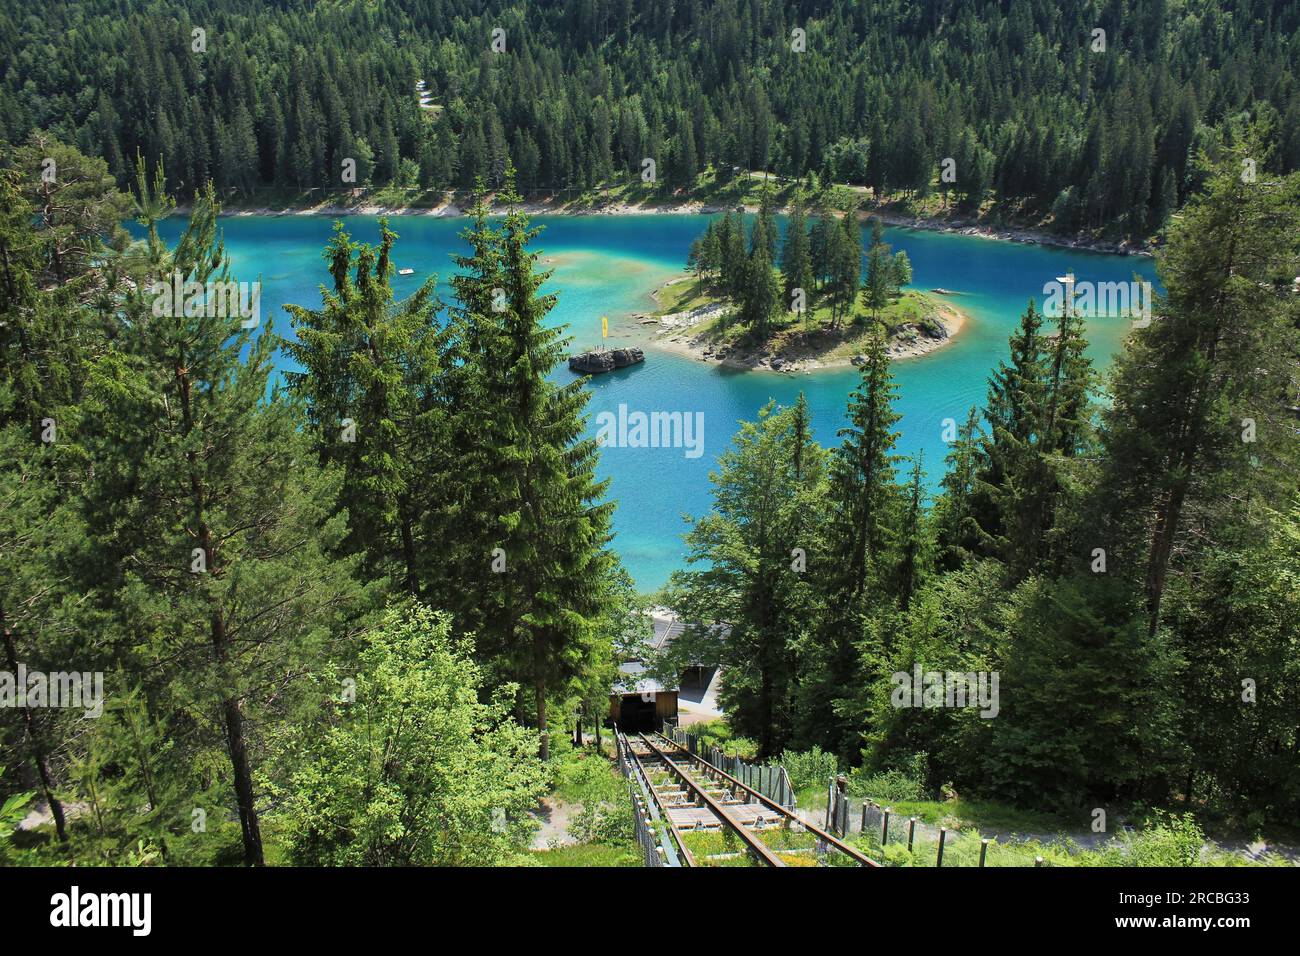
[[4, 0, 1299, 238], [0, 137, 642, 864], [664, 135, 1300, 823]]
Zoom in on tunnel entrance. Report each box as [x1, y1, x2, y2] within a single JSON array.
[[617, 694, 659, 733]]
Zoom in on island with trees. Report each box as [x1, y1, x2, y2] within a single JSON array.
[[647, 191, 963, 372]]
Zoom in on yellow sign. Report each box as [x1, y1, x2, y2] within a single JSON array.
[[601, 315, 609, 338]]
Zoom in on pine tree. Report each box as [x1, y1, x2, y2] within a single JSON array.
[[739, 227, 780, 337], [780, 192, 814, 312], [933, 406, 982, 570], [458, 173, 617, 760], [805, 336, 902, 756], [969, 300, 1048, 575], [283, 219, 445, 594], [1095, 135, 1300, 634], [861, 218, 892, 321], [81, 183, 365, 865], [895, 453, 927, 613]]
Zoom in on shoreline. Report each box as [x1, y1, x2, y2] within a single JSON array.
[[629, 281, 968, 374], [211, 193, 1151, 258]]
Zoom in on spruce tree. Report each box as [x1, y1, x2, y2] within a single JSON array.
[[780, 192, 815, 313], [283, 219, 445, 594], [81, 183, 365, 865], [459, 174, 617, 759]]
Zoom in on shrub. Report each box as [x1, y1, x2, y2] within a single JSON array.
[[1087, 812, 1206, 867], [781, 747, 839, 792], [847, 766, 928, 803]]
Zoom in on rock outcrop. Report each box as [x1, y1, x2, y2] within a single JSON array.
[[569, 347, 644, 374]]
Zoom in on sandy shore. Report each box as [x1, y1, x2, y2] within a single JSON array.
[[217, 192, 1148, 256], [633, 288, 968, 374], [222, 196, 712, 219]]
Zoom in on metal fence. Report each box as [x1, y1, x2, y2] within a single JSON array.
[[615, 729, 681, 867], [824, 782, 1049, 868], [664, 723, 798, 809]]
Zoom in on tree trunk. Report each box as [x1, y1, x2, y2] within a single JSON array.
[[0, 603, 68, 844], [399, 495, 418, 596], [532, 627, 550, 760], [217, 661, 264, 866], [179, 365, 264, 866], [1145, 479, 1189, 637], [535, 677, 549, 761]]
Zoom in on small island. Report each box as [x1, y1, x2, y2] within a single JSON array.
[[639, 198, 967, 373], [569, 347, 645, 374]]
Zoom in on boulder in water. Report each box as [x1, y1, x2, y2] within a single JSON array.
[[569, 348, 644, 374]]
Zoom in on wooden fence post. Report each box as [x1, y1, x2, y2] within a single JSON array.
[[979, 838, 989, 868], [907, 817, 916, 853], [882, 808, 891, 845], [937, 827, 947, 867]]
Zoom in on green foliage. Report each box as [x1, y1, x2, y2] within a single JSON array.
[[6, 1, 1300, 242], [283, 218, 445, 592], [677, 720, 758, 761], [780, 747, 839, 792], [665, 398, 826, 756], [1086, 813, 1206, 868], [847, 765, 928, 804], [675, 134, 1300, 839], [0, 769, 34, 863], [279, 604, 547, 866]]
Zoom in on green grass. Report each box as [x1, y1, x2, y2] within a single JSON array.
[[655, 274, 956, 367], [525, 843, 641, 867], [546, 736, 623, 805], [653, 276, 714, 314], [679, 828, 762, 866]]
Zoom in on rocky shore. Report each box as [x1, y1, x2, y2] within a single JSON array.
[[636, 288, 967, 374]]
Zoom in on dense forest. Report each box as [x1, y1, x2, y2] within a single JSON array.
[[0, 132, 649, 863], [663, 132, 1300, 824], [4, 0, 1300, 238], [1, 1, 1299, 868]]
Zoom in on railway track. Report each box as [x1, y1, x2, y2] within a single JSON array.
[[618, 728, 879, 868]]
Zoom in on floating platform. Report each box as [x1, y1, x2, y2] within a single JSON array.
[[569, 347, 644, 374]]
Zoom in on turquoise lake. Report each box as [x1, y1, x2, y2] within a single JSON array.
[[143, 214, 1159, 591]]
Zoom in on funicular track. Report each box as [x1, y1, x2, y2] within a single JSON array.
[[620, 728, 879, 868]]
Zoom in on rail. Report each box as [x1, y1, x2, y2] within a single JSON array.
[[651, 732, 880, 867]]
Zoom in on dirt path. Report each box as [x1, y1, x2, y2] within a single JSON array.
[[528, 797, 580, 849]]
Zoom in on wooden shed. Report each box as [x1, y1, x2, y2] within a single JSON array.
[[607, 663, 677, 732]]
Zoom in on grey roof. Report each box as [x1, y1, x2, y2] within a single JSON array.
[[610, 661, 676, 695], [652, 616, 687, 652]]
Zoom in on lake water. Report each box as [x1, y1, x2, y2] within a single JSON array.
[[142, 213, 1158, 591]]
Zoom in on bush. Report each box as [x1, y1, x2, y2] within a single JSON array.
[[1087, 812, 1206, 867], [847, 759, 930, 806], [781, 747, 839, 792], [683, 719, 757, 760]]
